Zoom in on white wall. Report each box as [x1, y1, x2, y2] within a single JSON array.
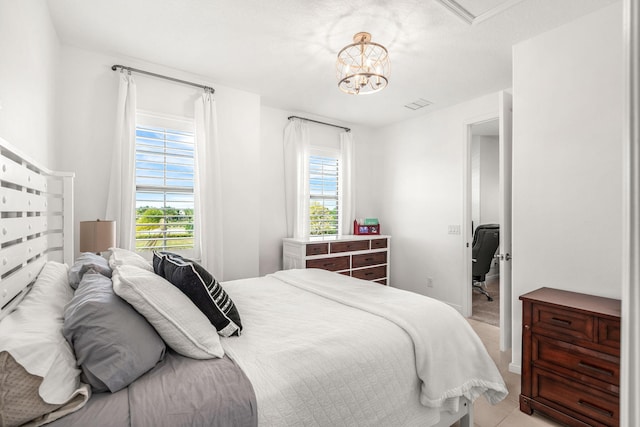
[[0, 0, 59, 167], [365, 93, 500, 310], [471, 135, 500, 228], [479, 136, 499, 225], [56, 46, 261, 280], [258, 106, 374, 276], [511, 2, 623, 370]]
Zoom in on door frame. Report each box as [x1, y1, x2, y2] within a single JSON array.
[[621, 0, 639, 424]]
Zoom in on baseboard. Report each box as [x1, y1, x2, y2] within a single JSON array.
[[509, 362, 521, 375], [447, 302, 463, 314]]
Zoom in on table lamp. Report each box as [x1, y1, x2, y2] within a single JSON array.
[[79, 220, 116, 254]]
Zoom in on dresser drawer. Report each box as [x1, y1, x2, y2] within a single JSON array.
[[598, 318, 621, 350], [352, 251, 387, 268], [306, 256, 349, 271], [371, 238, 387, 249], [533, 367, 619, 426], [533, 335, 619, 389], [352, 265, 386, 281], [330, 240, 370, 253], [306, 243, 328, 256], [532, 304, 594, 341]]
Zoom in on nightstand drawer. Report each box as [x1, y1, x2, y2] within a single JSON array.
[[352, 265, 386, 281], [306, 243, 328, 256], [352, 251, 387, 268], [598, 318, 621, 350], [330, 240, 370, 253], [306, 256, 349, 271], [533, 368, 619, 426], [533, 304, 594, 341], [534, 335, 619, 388]]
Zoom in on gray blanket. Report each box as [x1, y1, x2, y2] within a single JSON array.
[[48, 351, 257, 427]]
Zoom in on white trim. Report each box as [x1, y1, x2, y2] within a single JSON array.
[[508, 362, 521, 375], [136, 110, 195, 132], [621, 0, 639, 425], [309, 145, 340, 158], [436, 0, 526, 25]]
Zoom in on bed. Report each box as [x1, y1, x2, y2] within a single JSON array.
[[0, 137, 507, 427]]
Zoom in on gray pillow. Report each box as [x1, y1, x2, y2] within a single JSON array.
[[68, 252, 112, 289], [63, 273, 166, 393]]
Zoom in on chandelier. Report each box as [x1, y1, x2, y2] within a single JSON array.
[[336, 32, 390, 95]]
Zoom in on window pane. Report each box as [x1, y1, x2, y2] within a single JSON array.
[[309, 154, 340, 236], [135, 123, 195, 252]]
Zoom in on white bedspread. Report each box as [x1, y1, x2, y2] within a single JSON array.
[[220, 269, 507, 427]]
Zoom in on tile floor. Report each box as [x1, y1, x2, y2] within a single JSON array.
[[457, 319, 563, 427]]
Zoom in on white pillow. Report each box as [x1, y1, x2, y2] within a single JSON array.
[[0, 261, 90, 425], [112, 265, 224, 359], [108, 247, 153, 271]]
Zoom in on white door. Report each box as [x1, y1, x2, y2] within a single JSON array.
[[498, 91, 513, 351]]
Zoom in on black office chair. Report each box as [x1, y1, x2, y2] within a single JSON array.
[[472, 224, 500, 301]]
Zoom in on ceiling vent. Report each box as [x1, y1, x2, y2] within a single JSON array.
[[404, 98, 433, 111], [435, 0, 526, 25]]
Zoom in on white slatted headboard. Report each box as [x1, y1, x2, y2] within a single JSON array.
[[0, 137, 74, 319]]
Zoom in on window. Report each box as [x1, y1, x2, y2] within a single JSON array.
[[135, 113, 196, 253], [308, 149, 340, 236]]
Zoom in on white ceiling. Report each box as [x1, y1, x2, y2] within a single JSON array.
[[46, 0, 618, 128]]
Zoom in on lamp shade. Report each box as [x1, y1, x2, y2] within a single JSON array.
[[80, 220, 116, 253]]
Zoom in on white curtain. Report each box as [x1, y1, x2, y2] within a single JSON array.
[[339, 131, 356, 235], [283, 119, 310, 238], [194, 91, 224, 279], [105, 71, 137, 250]]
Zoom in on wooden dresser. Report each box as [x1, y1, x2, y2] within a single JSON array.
[[282, 235, 390, 285], [519, 287, 621, 427]]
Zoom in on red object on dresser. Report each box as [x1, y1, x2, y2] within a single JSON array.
[[353, 220, 380, 235]]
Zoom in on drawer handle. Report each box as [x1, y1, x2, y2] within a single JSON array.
[[365, 272, 374, 276], [323, 263, 335, 267], [578, 399, 614, 418], [365, 258, 374, 262], [550, 317, 572, 326], [578, 361, 614, 377]]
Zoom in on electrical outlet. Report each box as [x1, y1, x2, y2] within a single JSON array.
[[426, 277, 433, 288]]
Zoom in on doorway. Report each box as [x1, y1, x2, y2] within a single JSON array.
[[469, 119, 500, 327], [462, 91, 513, 353]]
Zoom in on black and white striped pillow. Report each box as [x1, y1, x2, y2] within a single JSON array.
[[154, 252, 242, 337]]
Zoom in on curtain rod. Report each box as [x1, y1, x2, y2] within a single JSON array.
[[111, 64, 215, 94], [288, 116, 351, 132]]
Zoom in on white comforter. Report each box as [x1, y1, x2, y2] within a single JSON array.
[[220, 269, 507, 427]]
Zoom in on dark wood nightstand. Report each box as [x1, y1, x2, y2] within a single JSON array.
[[520, 287, 621, 427]]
